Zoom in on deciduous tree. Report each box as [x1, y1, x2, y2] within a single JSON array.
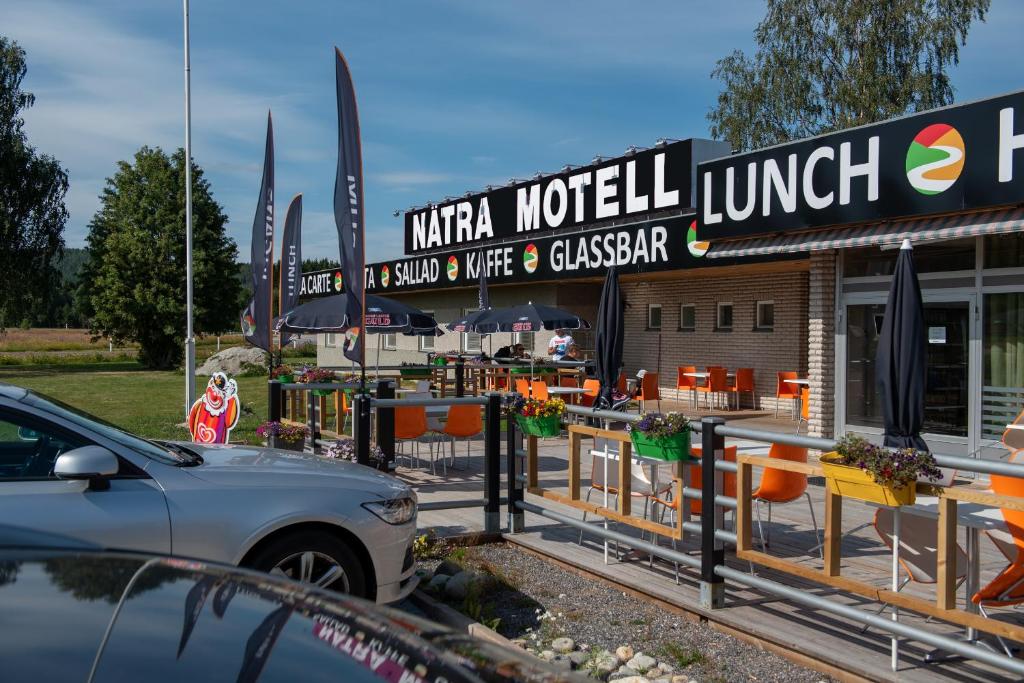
[[0, 37, 68, 328], [708, 0, 990, 151], [81, 147, 242, 369]]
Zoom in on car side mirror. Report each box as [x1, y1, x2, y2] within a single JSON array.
[[54, 446, 119, 491]]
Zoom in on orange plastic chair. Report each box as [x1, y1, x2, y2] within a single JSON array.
[[675, 445, 738, 517], [636, 373, 661, 413], [438, 404, 483, 469], [752, 443, 820, 556], [579, 379, 600, 408], [696, 367, 729, 409], [676, 366, 698, 408], [334, 390, 350, 434], [394, 406, 432, 472], [489, 368, 509, 391], [514, 379, 531, 397], [531, 380, 549, 401], [1002, 407, 1024, 454], [728, 368, 756, 411], [775, 371, 800, 418]]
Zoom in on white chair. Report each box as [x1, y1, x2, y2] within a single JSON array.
[[578, 440, 672, 548], [864, 508, 968, 633]]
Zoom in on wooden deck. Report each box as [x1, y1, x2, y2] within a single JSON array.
[[400, 425, 1020, 683]]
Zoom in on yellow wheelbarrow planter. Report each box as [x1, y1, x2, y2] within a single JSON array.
[[819, 452, 916, 506]]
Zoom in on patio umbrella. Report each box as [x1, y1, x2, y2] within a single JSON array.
[[594, 267, 624, 411], [278, 294, 438, 336], [469, 302, 589, 335], [875, 239, 929, 452]]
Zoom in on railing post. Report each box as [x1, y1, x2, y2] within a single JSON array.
[[375, 380, 395, 472], [455, 359, 465, 398], [484, 392, 501, 533], [506, 393, 524, 533], [700, 416, 726, 609], [268, 380, 282, 422], [353, 391, 371, 466], [305, 388, 319, 454]]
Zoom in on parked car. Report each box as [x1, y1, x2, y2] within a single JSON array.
[[0, 531, 572, 682], [0, 384, 418, 603]]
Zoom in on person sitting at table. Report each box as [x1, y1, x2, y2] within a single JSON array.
[[561, 343, 581, 361], [548, 329, 574, 361], [494, 344, 514, 359]]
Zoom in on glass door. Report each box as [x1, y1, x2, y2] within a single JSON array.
[[842, 295, 977, 456]]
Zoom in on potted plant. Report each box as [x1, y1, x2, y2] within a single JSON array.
[[297, 366, 337, 397], [509, 397, 565, 437], [820, 434, 942, 506], [322, 438, 386, 469], [256, 420, 308, 451], [270, 364, 294, 383], [399, 362, 430, 379], [627, 412, 692, 461]]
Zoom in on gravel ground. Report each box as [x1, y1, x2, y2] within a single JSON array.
[[417, 543, 829, 683]]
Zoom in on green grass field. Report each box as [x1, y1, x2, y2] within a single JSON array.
[[0, 365, 272, 444]]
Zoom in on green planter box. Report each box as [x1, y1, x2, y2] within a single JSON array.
[[630, 430, 691, 461], [270, 436, 305, 451], [312, 386, 336, 397], [400, 368, 431, 378], [274, 374, 294, 384], [515, 414, 562, 437]]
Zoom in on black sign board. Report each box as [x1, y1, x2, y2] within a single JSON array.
[[698, 90, 1024, 240], [404, 138, 730, 254], [300, 213, 769, 300]]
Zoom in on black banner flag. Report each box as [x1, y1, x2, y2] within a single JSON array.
[[278, 194, 302, 347], [241, 112, 275, 352], [333, 48, 365, 367]]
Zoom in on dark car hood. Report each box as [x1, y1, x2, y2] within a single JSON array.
[[0, 549, 573, 683]]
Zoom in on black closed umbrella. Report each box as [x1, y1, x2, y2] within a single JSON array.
[[594, 267, 624, 411], [875, 239, 928, 451], [278, 294, 438, 336]]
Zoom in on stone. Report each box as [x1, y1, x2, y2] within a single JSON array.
[[615, 646, 634, 663], [644, 667, 663, 680], [591, 652, 620, 677], [670, 677, 689, 683], [510, 638, 529, 650], [657, 662, 674, 674], [538, 650, 556, 661], [196, 346, 267, 376], [612, 676, 647, 683], [426, 574, 450, 593], [615, 666, 638, 676], [551, 637, 575, 653], [434, 559, 463, 577], [443, 571, 474, 601], [568, 651, 589, 668], [627, 654, 657, 674], [549, 654, 573, 671]]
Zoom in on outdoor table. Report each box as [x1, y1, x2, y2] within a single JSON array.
[[546, 386, 589, 398], [783, 378, 810, 385]]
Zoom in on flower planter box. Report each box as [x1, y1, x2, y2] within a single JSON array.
[[400, 368, 431, 378], [515, 414, 562, 437], [630, 430, 691, 461], [274, 374, 294, 384], [311, 385, 336, 397], [270, 436, 305, 452], [819, 452, 916, 506]]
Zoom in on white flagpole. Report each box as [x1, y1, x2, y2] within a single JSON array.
[[183, 0, 196, 416]]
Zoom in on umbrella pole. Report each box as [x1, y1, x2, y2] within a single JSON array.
[[892, 507, 901, 671], [376, 335, 381, 378]]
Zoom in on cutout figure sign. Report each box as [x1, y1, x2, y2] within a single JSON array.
[[188, 372, 240, 444]]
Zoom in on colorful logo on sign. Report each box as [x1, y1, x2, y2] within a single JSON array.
[[523, 243, 539, 273], [446, 255, 459, 281], [380, 265, 390, 288], [334, 271, 343, 291], [905, 124, 965, 196], [686, 220, 709, 258]]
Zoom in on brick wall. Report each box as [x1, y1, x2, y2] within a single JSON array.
[[808, 250, 837, 437], [619, 271, 809, 411]]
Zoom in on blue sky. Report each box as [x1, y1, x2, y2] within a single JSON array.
[[8, 0, 1024, 263]]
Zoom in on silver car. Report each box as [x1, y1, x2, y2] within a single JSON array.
[[0, 384, 418, 603]]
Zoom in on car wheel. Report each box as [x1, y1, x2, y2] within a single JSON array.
[[246, 531, 367, 597]]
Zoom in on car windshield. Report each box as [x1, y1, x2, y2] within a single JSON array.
[[20, 390, 194, 466]]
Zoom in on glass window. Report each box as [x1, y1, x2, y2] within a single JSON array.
[[382, 333, 397, 350], [756, 301, 775, 330], [983, 293, 1024, 440], [418, 312, 435, 351], [843, 238, 975, 277], [324, 333, 337, 348], [647, 304, 662, 330], [984, 233, 1024, 269], [679, 304, 696, 331], [845, 302, 969, 436], [0, 410, 88, 480], [716, 303, 733, 330]]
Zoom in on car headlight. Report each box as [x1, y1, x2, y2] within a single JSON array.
[[362, 497, 416, 525]]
